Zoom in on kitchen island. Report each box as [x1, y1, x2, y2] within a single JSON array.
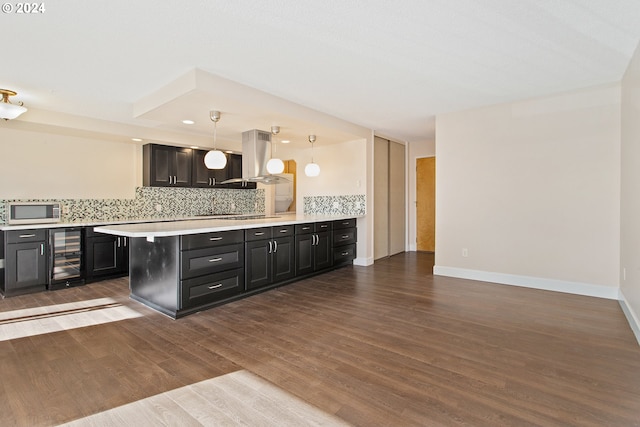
[[95, 214, 359, 318]]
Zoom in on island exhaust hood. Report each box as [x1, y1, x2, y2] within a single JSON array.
[[221, 129, 291, 185]]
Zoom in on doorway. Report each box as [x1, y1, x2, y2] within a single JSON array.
[[416, 157, 435, 252]]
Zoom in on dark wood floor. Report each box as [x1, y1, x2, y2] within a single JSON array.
[[1, 252, 639, 426]]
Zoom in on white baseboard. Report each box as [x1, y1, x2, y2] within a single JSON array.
[[354, 256, 373, 267], [619, 289, 640, 346], [433, 265, 619, 300]]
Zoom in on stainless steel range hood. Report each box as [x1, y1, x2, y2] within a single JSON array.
[[221, 129, 291, 185]]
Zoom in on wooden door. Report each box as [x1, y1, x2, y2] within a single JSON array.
[[416, 157, 435, 252]]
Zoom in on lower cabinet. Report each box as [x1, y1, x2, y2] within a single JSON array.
[[295, 221, 332, 276], [333, 218, 357, 266], [84, 228, 128, 282], [180, 267, 244, 309], [1, 229, 48, 296], [245, 226, 295, 291]]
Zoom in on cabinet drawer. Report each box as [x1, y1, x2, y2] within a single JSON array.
[[333, 218, 357, 230], [315, 221, 332, 232], [295, 223, 314, 235], [181, 230, 244, 250], [333, 228, 357, 246], [181, 243, 243, 279], [272, 225, 294, 237], [181, 268, 243, 309], [334, 244, 356, 264], [6, 229, 47, 244], [245, 227, 272, 241]]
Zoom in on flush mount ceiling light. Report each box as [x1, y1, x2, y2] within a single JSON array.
[[0, 89, 27, 120], [305, 134, 320, 177], [266, 125, 285, 174], [182, 119, 195, 125], [204, 110, 227, 169]]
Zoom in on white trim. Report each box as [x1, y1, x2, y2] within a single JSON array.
[[433, 265, 619, 300], [619, 289, 640, 346], [354, 256, 374, 266]]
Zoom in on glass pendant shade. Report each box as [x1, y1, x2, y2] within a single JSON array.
[[305, 162, 320, 177], [0, 89, 27, 120], [204, 149, 227, 169], [266, 158, 285, 174]]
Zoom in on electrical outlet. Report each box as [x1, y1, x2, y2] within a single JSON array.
[[462, 248, 468, 257]]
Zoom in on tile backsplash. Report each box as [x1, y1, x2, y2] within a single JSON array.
[[303, 194, 366, 216], [0, 187, 264, 224]]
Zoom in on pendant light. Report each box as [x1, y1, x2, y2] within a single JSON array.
[[0, 89, 27, 120], [304, 134, 320, 177], [204, 110, 227, 169], [266, 125, 285, 174]]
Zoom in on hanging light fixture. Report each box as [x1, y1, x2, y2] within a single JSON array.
[[266, 125, 285, 174], [0, 89, 27, 120], [204, 110, 227, 169], [304, 134, 320, 177]]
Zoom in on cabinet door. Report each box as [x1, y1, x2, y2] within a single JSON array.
[[85, 235, 126, 279], [314, 231, 333, 271], [295, 233, 314, 276], [173, 147, 193, 187], [5, 241, 47, 290], [191, 150, 212, 187], [245, 240, 271, 290], [149, 144, 173, 186], [272, 236, 295, 283]]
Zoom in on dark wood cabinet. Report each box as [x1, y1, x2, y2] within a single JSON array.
[[1, 229, 48, 296], [143, 144, 193, 187], [245, 226, 295, 291], [333, 219, 357, 266], [191, 149, 228, 188], [295, 222, 332, 276], [84, 228, 128, 282]]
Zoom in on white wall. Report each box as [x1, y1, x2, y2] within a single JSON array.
[[0, 126, 140, 199], [620, 42, 640, 342], [434, 84, 621, 298], [408, 139, 436, 251]]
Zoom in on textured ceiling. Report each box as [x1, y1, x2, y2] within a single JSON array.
[[2, 0, 640, 145]]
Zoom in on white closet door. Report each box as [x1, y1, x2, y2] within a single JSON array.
[[389, 140, 406, 256], [374, 137, 389, 260]]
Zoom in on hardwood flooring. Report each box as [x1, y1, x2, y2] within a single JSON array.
[[1, 252, 639, 426]]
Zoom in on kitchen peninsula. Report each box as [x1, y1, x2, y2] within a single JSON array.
[[95, 214, 358, 318]]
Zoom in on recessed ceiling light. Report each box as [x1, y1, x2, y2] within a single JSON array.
[[182, 119, 195, 125], [190, 146, 199, 149], [281, 140, 290, 144], [131, 138, 143, 142]]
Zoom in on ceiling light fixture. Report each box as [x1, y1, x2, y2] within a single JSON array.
[[131, 138, 143, 142], [266, 125, 285, 174], [204, 110, 227, 169], [0, 89, 27, 120], [182, 119, 195, 125], [305, 134, 320, 177]]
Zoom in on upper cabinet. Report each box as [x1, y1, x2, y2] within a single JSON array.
[[143, 144, 193, 187], [143, 144, 255, 189]]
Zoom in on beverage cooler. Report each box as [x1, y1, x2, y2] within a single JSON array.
[[48, 228, 85, 290]]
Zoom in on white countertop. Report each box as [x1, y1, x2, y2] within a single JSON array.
[[94, 214, 361, 239]]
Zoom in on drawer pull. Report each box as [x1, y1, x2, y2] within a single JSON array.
[[19, 234, 36, 238], [208, 257, 223, 263], [209, 237, 223, 241], [302, 226, 311, 230], [279, 229, 288, 233], [254, 232, 265, 236], [341, 235, 349, 239], [320, 225, 328, 228], [342, 221, 350, 225], [208, 283, 223, 289], [341, 251, 349, 256]]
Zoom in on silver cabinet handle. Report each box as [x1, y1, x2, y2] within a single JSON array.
[[254, 232, 265, 236], [268, 241, 273, 253], [302, 226, 310, 230], [342, 221, 350, 225], [117, 237, 121, 247], [208, 283, 223, 289], [209, 237, 223, 241], [124, 237, 127, 247], [341, 251, 349, 256], [273, 240, 278, 253], [208, 257, 223, 263], [40, 243, 44, 255], [19, 234, 36, 238], [320, 225, 328, 228], [212, 177, 216, 185], [342, 235, 349, 239], [174, 176, 177, 184], [279, 229, 288, 233]]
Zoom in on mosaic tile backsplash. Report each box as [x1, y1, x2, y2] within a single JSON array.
[[303, 194, 366, 216], [0, 187, 265, 224]]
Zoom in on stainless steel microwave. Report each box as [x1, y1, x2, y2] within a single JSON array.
[[6, 202, 61, 225]]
